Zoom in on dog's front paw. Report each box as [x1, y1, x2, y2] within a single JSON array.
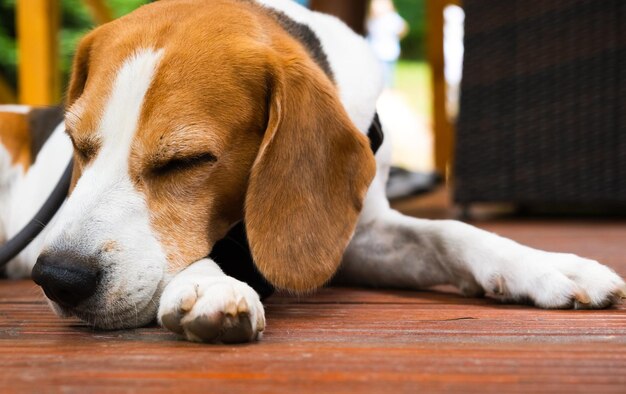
[[492, 253, 626, 309], [158, 275, 265, 343]]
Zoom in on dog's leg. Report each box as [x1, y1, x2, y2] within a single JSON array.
[[158, 258, 265, 343], [337, 207, 626, 308], [337, 136, 625, 309]]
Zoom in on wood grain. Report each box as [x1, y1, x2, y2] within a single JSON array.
[[1, 191, 625, 393]]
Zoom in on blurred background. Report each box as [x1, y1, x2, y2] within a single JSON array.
[[2, 0, 624, 214]]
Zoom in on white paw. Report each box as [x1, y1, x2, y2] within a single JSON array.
[[489, 252, 626, 309], [158, 275, 265, 343]]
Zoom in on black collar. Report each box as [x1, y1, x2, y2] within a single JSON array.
[[367, 113, 384, 154]]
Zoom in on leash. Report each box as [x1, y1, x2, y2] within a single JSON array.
[[0, 159, 73, 268], [0, 114, 384, 272]]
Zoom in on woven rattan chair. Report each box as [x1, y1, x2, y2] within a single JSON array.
[[454, 0, 626, 207]]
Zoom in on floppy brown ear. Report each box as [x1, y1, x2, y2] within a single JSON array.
[[245, 55, 377, 292]]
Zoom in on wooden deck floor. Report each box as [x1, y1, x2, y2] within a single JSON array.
[[1, 189, 625, 393]]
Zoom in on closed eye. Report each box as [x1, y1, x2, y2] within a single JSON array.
[[151, 152, 217, 176], [66, 130, 98, 162]]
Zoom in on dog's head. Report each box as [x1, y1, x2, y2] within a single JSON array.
[[33, 0, 376, 328]]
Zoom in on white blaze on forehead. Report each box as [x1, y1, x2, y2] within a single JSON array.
[[45, 47, 166, 240], [62, 47, 165, 225], [41, 48, 169, 318], [99, 48, 164, 164]]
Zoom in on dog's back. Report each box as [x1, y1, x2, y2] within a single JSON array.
[[0, 106, 71, 277]]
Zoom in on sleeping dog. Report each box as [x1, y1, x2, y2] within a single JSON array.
[[1, 0, 624, 343]]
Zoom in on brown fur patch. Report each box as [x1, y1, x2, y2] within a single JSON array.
[[65, 0, 376, 289], [0, 111, 32, 170], [102, 240, 119, 253]]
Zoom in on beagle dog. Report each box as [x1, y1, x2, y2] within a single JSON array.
[[1, 0, 625, 343]]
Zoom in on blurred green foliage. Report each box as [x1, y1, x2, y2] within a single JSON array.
[[0, 0, 425, 93], [0, 0, 146, 91], [0, 0, 18, 89], [395, 0, 427, 60]]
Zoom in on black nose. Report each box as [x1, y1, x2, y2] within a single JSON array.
[[31, 253, 100, 307]]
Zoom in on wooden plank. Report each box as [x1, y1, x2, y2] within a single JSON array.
[[83, 0, 114, 25], [16, 0, 60, 105], [1, 193, 625, 392], [0, 281, 624, 392]]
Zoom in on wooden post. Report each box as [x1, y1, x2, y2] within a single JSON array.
[[427, 0, 462, 179], [16, 0, 60, 105], [426, 0, 451, 178]]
